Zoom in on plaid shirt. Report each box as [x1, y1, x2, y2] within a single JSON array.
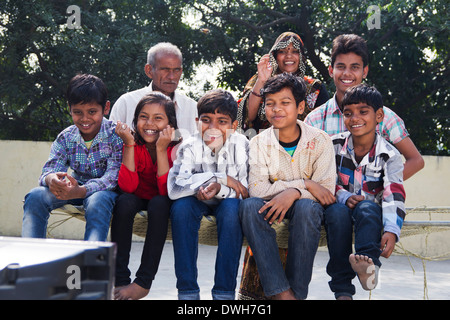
[[167, 131, 249, 204], [39, 118, 123, 197], [332, 131, 406, 239], [304, 95, 409, 144]]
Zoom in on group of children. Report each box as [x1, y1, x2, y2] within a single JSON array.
[[22, 33, 421, 300]]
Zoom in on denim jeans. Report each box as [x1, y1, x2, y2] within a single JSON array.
[[170, 196, 243, 300], [22, 186, 118, 241], [111, 193, 171, 289], [239, 197, 324, 299], [324, 201, 383, 299]]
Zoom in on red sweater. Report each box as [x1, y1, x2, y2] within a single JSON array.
[[118, 144, 176, 200]]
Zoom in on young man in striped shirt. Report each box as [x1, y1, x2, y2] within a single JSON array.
[[325, 84, 406, 299], [304, 34, 424, 180]]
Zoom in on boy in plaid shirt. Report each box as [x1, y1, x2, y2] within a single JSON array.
[[22, 74, 122, 241], [325, 84, 406, 299]]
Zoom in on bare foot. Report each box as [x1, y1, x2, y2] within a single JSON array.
[[272, 288, 297, 300], [349, 254, 378, 291], [114, 283, 149, 300]]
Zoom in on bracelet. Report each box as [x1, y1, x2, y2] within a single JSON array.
[[124, 144, 136, 148], [251, 90, 262, 98]]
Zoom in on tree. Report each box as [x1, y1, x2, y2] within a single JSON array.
[[1, 0, 448, 155], [186, 0, 449, 155], [0, 0, 204, 140]]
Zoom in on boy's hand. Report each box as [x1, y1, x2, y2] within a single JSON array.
[[346, 195, 365, 209], [380, 232, 397, 258], [115, 121, 135, 145], [47, 173, 86, 200], [156, 125, 175, 151], [197, 182, 221, 201], [258, 188, 300, 224], [226, 176, 249, 199], [46, 172, 70, 196], [304, 180, 336, 206]]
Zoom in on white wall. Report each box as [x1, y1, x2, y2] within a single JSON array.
[[0, 140, 449, 241]]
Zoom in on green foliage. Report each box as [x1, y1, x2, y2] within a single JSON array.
[[186, 0, 449, 155], [0, 0, 199, 140], [0, 0, 448, 155]]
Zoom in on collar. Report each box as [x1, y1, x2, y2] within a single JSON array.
[[267, 120, 321, 151], [70, 118, 109, 145], [149, 81, 178, 101], [331, 94, 343, 115], [339, 132, 381, 166]]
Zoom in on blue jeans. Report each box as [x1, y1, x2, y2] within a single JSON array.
[[170, 196, 243, 300], [324, 201, 383, 298], [22, 186, 118, 241], [240, 197, 324, 299]]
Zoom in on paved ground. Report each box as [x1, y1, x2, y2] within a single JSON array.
[[127, 241, 450, 300]]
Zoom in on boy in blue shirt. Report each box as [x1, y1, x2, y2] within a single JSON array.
[[22, 74, 123, 241]]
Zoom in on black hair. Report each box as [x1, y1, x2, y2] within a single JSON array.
[[331, 34, 369, 67], [341, 84, 383, 112], [197, 89, 238, 122], [261, 72, 307, 106], [132, 93, 178, 146], [66, 74, 108, 109]]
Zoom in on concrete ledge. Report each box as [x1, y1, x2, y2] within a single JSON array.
[[1, 140, 449, 251]]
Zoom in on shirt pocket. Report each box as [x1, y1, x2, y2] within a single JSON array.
[[362, 179, 384, 195]]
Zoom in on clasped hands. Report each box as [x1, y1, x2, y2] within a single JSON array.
[[46, 172, 86, 200]]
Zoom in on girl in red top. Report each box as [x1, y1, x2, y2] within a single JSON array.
[[112, 93, 180, 300]]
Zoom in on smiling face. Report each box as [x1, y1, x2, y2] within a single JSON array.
[[265, 87, 304, 134], [136, 103, 170, 145], [70, 101, 110, 141], [329, 52, 369, 106], [198, 111, 237, 152], [275, 43, 300, 74], [343, 103, 384, 139]]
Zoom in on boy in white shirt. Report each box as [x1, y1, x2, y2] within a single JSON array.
[[168, 89, 248, 300]]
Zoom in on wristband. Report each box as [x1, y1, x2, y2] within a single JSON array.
[[251, 90, 262, 98]]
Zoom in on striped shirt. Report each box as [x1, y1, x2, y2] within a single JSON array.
[[167, 131, 249, 204], [39, 118, 123, 197], [332, 131, 406, 239], [304, 95, 409, 144]]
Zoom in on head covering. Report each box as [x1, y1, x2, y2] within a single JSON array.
[[236, 32, 324, 131], [267, 32, 306, 78]]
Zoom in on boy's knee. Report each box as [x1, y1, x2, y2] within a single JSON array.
[[25, 186, 51, 202], [87, 190, 117, 207], [291, 199, 323, 224], [170, 197, 201, 221], [324, 203, 350, 221], [354, 200, 381, 219], [239, 197, 264, 222]]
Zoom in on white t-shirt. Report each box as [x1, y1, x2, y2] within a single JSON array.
[[109, 82, 198, 138]]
